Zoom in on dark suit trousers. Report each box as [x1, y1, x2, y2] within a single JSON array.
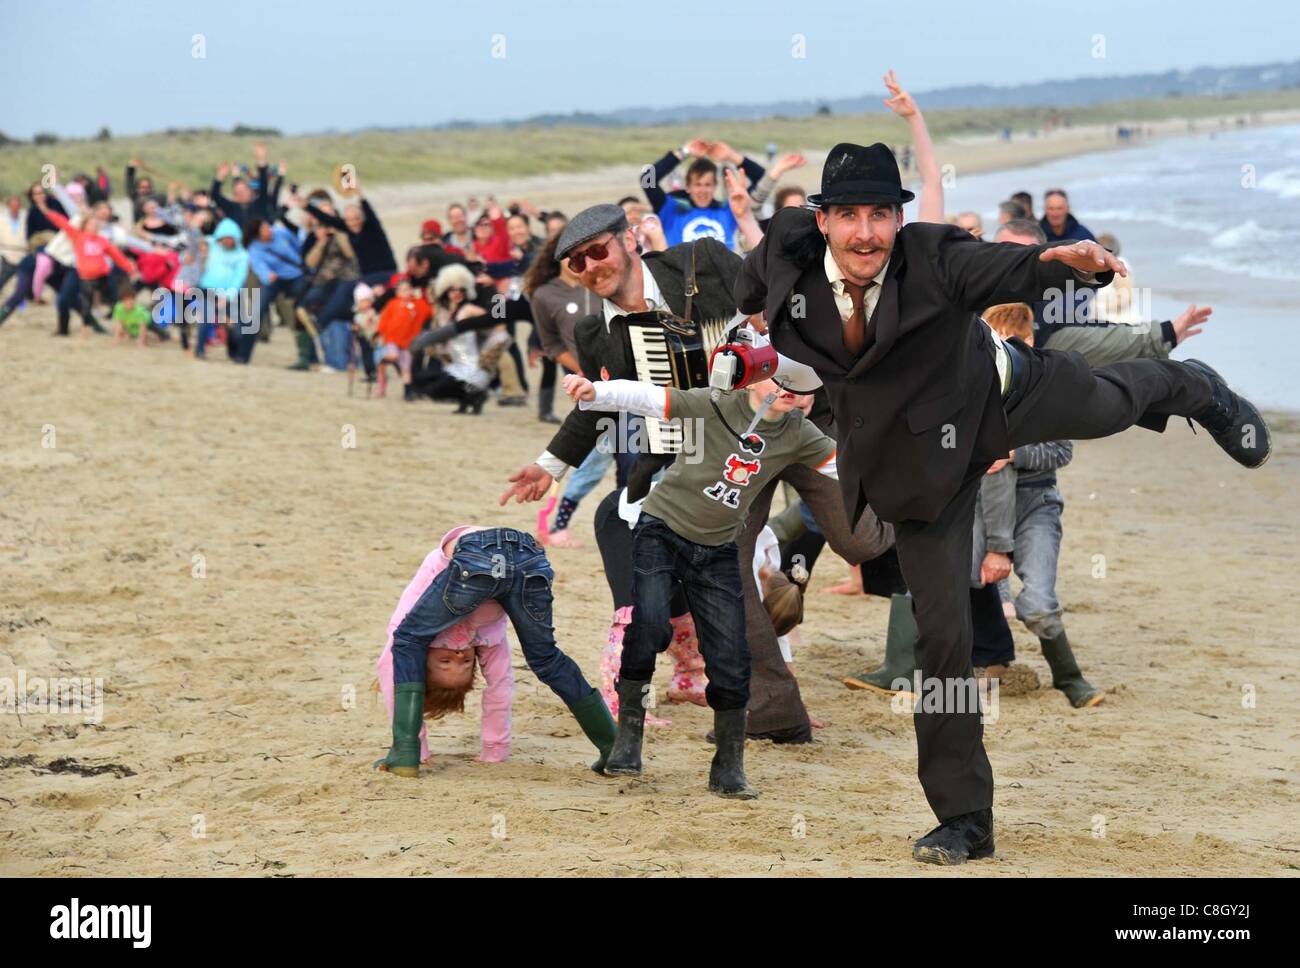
[[1004, 342, 1213, 445], [894, 345, 1214, 822], [893, 464, 991, 821]]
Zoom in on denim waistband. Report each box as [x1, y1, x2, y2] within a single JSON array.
[[456, 527, 540, 553]]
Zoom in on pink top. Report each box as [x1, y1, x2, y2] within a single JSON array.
[[376, 526, 513, 762]]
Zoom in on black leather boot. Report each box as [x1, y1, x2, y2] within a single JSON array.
[[913, 808, 994, 865], [1183, 359, 1271, 468]]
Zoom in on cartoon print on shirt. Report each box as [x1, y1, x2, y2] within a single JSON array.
[[703, 436, 766, 509], [723, 454, 761, 486], [702, 480, 741, 509]]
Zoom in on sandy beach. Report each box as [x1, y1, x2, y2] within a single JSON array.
[[3, 109, 1300, 877], [1, 292, 1297, 875]]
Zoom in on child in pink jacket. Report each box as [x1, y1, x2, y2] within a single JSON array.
[[374, 525, 616, 778], [376, 526, 515, 764]]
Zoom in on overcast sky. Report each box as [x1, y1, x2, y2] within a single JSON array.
[[3, 0, 1297, 139]]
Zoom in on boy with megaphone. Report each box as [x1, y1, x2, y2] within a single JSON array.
[[560, 338, 837, 800]]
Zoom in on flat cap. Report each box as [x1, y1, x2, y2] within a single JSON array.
[[555, 203, 628, 261]]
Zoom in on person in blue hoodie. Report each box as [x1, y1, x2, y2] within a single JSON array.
[[245, 217, 305, 336], [197, 217, 253, 362], [642, 139, 766, 249]]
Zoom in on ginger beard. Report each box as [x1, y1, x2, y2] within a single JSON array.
[[577, 232, 633, 301]]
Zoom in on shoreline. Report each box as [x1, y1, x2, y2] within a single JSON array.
[[361, 108, 1300, 243]]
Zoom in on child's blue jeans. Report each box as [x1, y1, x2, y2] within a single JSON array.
[[622, 512, 749, 711], [390, 528, 593, 709]]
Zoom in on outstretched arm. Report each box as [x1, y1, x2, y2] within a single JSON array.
[[1014, 440, 1074, 473], [939, 229, 1122, 313], [644, 143, 700, 213], [784, 463, 894, 564], [883, 70, 943, 223], [566, 375, 668, 418], [725, 167, 764, 251]]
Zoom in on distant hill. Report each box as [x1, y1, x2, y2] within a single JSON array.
[[433, 58, 1300, 130], [5, 88, 1299, 192]]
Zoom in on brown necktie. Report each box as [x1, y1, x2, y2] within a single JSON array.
[[842, 280, 875, 356]]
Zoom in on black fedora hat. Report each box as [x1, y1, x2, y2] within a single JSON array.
[[807, 142, 915, 208]]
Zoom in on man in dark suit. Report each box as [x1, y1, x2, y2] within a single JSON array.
[[500, 203, 892, 744], [736, 142, 1271, 864]]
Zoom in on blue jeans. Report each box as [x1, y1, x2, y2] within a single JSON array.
[[390, 528, 594, 709], [321, 319, 353, 369], [798, 496, 824, 536], [622, 512, 749, 710], [55, 264, 97, 333], [1012, 484, 1065, 639], [302, 277, 356, 328], [563, 444, 614, 503]]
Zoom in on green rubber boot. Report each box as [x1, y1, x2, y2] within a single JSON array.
[[1040, 631, 1104, 708], [287, 329, 313, 370], [569, 689, 617, 774], [844, 592, 918, 695], [374, 682, 425, 777]]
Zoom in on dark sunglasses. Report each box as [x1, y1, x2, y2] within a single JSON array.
[[568, 238, 615, 272]]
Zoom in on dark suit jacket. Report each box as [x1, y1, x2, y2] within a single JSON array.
[[544, 238, 742, 468], [735, 207, 1110, 525]]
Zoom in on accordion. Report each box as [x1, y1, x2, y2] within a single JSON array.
[[617, 310, 737, 454]]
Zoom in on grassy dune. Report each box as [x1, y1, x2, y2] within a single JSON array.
[[3, 89, 1299, 195]]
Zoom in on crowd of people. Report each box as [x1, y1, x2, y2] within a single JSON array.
[[2, 72, 1247, 864], [0, 72, 1214, 686]]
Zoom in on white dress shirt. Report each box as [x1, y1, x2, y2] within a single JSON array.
[[824, 246, 888, 324]]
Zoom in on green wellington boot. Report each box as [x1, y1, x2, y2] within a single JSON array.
[[843, 593, 918, 695], [570, 689, 617, 774], [287, 326, 314, 370], [1039, 632, 1104, 708], [373, 682, 425, 778]]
